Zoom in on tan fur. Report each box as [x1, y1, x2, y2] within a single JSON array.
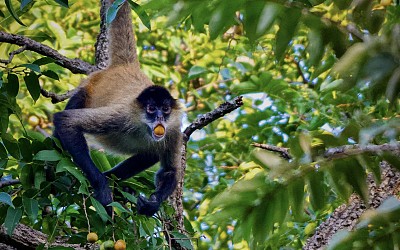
[[82, 63, 153, 108], [109, 0, 137, 65]]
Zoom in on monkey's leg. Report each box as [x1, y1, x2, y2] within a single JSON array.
[[53, 106, 126, 210], [104, 153, 159, 179], [137, 155, 178, 216]]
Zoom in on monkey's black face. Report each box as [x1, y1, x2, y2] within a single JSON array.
[[137, 86, 177, 141]]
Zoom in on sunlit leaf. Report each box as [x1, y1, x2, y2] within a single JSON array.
[[128, 0, 151, 30]]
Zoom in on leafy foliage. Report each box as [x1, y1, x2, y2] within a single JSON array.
[[0, 0, 399, 249]]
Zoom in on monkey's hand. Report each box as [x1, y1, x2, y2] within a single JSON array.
[[137, 194, 160, 216]]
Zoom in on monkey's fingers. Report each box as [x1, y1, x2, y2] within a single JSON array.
[[137, 195, 160, 216]]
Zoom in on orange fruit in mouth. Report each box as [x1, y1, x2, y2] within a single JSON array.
[[154, 124, 165, 136]]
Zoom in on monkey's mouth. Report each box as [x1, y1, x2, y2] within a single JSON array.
[[152, 124, 166, 140]]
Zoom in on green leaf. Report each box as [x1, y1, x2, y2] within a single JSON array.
[[340, 158, 368, 203], [20, 164, 33, 189], [0, 142, 7, 159], [47, 21, 67, 47], [22, 197, 38, 224], [256, 3, 281, 37], [385, 66, 400, 103], [18, 138, 32, 162], [20, 0, 33, 10], [90, 150, 112, 172], [90, 197, 110, 222], [54, 0, 69, 8], [6, 74, 19, 97], [128, 0, 151, 30], [5, 0, 26, 26], [4, 207, 22, 235], [2, 134, 21, 160], [208, 1, 244, 39], [170, 231, 194, 250], [275, 8, 301, 61], [0, 192, 14, 208], [288, 179, 305, 219], [20, 63, 40, 73], [188, 66, 208, 80], [106, 0, 126, 24], [32, 57, 55, 66], [33, 150, 62, 162], [230, 81, 258, 94], [243, 1, 265, 42], [0, 106, 9, 135], [24, 72, 41, 102], [307, 171, 326, 211], [41, 70, 59, 80], [119, 190, 137, 203], [108, 202, 130, 214]]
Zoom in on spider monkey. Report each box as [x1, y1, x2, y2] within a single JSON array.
[[53, 0, 183, 216]]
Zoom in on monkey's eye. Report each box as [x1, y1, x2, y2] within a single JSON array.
[[147, 105, 156, 114], [162, 106, 171, 114]]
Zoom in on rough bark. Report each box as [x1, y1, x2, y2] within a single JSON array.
[[0, 223, 97, 249], [304, 162, 400, 249]]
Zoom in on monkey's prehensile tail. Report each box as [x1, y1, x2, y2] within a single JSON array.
[[109, 0, 138, 66]]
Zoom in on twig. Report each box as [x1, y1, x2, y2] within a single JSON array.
[[0, 179, 21, 188], [0, 46, 27, 64], [40, 88, 78, 104], [251, 143, 292, 160], [292, 58, 308, 84], [183, 96, 243, 141], [324, 142, 400, 160], [252, 142, 400, 161], [0, 31, 97, 74]]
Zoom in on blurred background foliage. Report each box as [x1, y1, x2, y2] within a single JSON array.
[[0, 0, 399, 249]]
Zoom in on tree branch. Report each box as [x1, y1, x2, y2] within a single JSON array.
[[183, 96, 243, 141], [0, 31, 97, 74], [0, 46, 27, 64], [252, 143, 292, 160], [252, 142, 400, 161], [0, 179, 21, 189], [40, 88, 78, 104], [324, 142, 400, 160]]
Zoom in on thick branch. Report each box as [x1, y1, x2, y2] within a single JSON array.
[[0, 31, 97, 74], [324, 142, 400, 160], [183, 96, 243, 141], [0, 223, 96, 249]]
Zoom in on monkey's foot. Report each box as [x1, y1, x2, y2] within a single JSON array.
[[137, 195, 160, 216]]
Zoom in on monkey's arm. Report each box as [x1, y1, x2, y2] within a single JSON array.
[[137, 147, 180, 216], [104, 153, 159, 179], [53, 106, 128, 208]]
